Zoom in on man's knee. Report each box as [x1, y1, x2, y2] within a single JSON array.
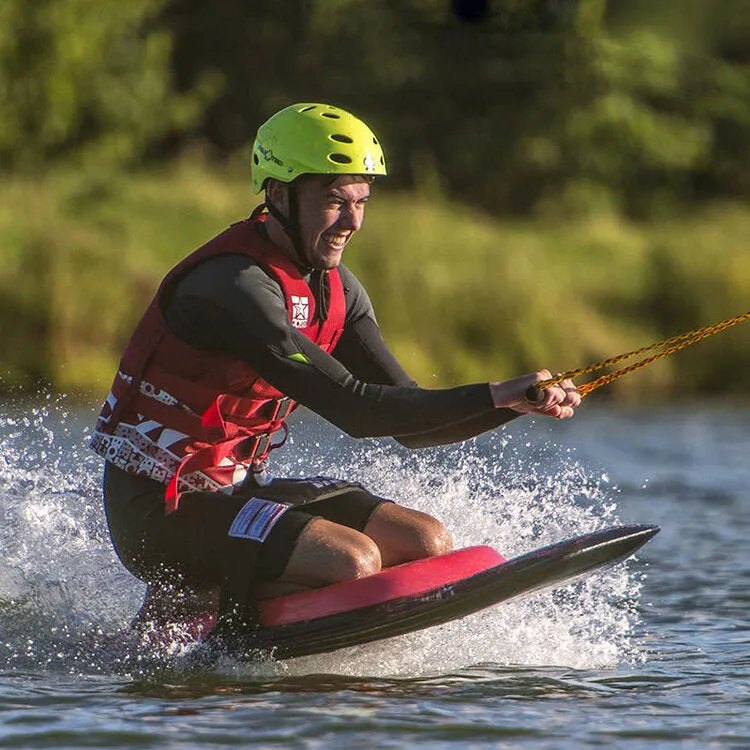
[[416, 514, 453, 558], [331, 535, 382, 581], [365, 504, 453, 565], [275, 519, 383, 591]]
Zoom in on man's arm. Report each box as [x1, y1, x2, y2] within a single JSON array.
[[163, 255, 499, 439], [332, 292, 520, 448]]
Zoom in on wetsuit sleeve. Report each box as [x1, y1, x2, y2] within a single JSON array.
[[163, 255, 517, 443], [333, 267, 520, 447], [336, 315, 519, 447]]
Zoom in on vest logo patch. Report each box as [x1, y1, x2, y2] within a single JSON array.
[[291, 295, 310, 328]]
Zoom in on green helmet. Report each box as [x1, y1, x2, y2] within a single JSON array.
[[251, 103, 387, 193]]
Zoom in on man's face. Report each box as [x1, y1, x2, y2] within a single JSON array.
[[285, 175, 371, 270]]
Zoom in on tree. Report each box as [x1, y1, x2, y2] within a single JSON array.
[[0, 0, 218, 173]]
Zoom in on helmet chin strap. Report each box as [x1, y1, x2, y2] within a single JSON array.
[[264, 183, 310, 271], [262, 181, 330, 322]]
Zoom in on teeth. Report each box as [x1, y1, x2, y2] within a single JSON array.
[[324, 234, 347, 248]]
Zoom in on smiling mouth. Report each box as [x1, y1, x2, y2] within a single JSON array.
[[322, 233, 349, 250]]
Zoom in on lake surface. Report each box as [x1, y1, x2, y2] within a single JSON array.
[[0, 395, 748, 748]]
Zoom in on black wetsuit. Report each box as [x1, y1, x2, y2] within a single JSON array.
[[162, 254, 517, 444], [102, 232, 520, 615]]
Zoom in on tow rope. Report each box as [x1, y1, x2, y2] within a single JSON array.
[[531, 310, 750, 398]]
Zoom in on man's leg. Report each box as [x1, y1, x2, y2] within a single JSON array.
[[254, 504, 453, 599], [363, 503, 453, 567], [105, 465, 453, 622], [253, 518, 382, 599]]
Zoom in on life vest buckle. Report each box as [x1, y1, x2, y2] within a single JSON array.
[[235, 432, 271, 461], [270, 397, 292, 421], [253, 432, 271, 457]]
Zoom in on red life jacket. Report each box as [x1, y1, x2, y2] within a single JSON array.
[[90, 213, 346, 513]]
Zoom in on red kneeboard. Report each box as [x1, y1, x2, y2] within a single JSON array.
[[146, 524, 659, 661], [259, 545, 504, 626], [157, 545, 503, 643]]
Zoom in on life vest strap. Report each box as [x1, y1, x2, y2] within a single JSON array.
[[165, 430, 277, 514]]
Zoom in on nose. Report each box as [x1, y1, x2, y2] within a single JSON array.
[[339, 203, 363, 231]]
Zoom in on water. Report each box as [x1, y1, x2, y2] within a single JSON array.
[[0, 395, 748, 748]]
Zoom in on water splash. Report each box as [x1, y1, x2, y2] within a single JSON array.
[[0, 396, 143, 674], [0, 401, 645, 679], [268, 424, 642, 678]]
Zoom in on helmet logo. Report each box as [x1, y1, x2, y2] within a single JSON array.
[[257, 143, 283, 166], [363, 153, 376, 173]]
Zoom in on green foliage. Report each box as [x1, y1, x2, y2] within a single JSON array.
[[523, 29, 713, 217], [1, 160, 748, 400], [1, 1, 749, 398], [161, 0, 750, 218], [0, 158, 256, 395], [4, 0, 748, 216], [0, 0, 218, 173]]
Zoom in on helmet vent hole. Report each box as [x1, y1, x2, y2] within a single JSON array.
[[330, 134, 354, 144], [329, 153, 353, 164], [322, 112, 341, 119], [253, 154, 259, 165], [299, 105, 317, 112]]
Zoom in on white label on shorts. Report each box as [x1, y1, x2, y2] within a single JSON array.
[[228, 497, 290, 542]]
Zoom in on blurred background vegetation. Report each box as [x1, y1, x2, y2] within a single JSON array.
[[1, 0, 749, 401]]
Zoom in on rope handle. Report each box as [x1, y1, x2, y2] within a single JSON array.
[[530, 310, 750, 399]]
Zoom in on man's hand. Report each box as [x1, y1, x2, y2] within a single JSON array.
[[490, 369, 581, 420]]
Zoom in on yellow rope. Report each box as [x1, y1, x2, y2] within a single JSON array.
[[534, 310, 750, 398]]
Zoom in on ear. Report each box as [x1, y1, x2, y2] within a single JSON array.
[[265, 179, 289, 214]]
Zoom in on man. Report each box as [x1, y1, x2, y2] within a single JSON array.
[[91, 102, 580, 631]]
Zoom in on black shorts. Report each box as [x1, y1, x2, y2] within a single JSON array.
[[103, 464, 388, 591]]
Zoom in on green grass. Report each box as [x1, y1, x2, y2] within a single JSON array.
[[1, 157, 749, 401]]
